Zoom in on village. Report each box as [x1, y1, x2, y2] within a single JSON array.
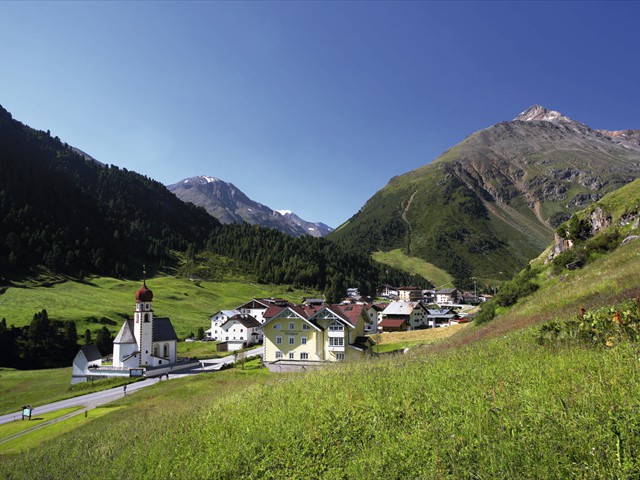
[[72, 282, 486, 381]]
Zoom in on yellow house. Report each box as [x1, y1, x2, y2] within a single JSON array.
[[259, 304, 372, 372]]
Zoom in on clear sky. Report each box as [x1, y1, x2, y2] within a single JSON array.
[[2, 1, 639, 228]]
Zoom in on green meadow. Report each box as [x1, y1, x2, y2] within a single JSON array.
[[0, 275, 318, 338], [372, 248, 453, 287]]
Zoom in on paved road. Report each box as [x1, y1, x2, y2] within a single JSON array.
[[0, 347, 263, 426]]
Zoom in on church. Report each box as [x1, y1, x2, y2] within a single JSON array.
[[72, 278, 188, 384], [113, 279, 178, 368]]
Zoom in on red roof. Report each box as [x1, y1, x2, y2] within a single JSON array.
[[263, 305, 286, 321], [379, 318, 407, 328], [336, 304, 364, 327], [135, 281, 153, 302]]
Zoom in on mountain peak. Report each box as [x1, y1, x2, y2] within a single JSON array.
[[514, 105, 573, 124], [184, 175, 222, 185]]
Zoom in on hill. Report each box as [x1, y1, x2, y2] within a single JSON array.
[[3, 180, 640, 477], [167, 176, 333, 237], [329, 105, 640, 288], [0, 104, 422, 296]]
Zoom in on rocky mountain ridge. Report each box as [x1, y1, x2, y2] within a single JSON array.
[[330, 105, 640, 286], [167, 176, 333, 238]]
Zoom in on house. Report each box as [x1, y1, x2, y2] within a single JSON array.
[[379, 301, 429, 330], [378, 318, 409, 332], [364, 303, 385, 333], [426, 308, 458, 327], [217, 314, 262, 351], [398, 286, 423, 302], [206, 309, 240, 340], [376, 284, 399, 299], [435, 288, 462, 305], [71, 345, 103, 385], [346, 287, 360, 298], [258, 304, 372, 372], [236, 298, 291, 324], [113, 280, 178, 369]]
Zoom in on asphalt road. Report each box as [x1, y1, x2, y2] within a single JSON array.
[[0, 346, 264, 426]]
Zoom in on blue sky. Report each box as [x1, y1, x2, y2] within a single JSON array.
[[2, 1, 639, 228]]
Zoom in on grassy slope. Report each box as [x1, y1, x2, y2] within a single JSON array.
[[0, 275, 318, 338], [4, 185, 640, 477], [371, 249, 453, 287], [0, 367, 138, 416]]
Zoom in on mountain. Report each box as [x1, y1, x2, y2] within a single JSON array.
[[167, 176, 333, 237], [0, 104, 418, 294], [329, 105, 640, 287]]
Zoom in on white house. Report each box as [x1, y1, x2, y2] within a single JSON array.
[[206, 309, 240, 340], [435, 289, 462, 305], [379, 301, 429, 330], [112, 280, 178, 369], [218, 314, 262, 350], [236, 298, 291, 324]]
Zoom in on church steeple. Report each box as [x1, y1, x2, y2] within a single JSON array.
[[134, 266, 154, 366]]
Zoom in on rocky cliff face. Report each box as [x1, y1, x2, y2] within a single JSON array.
[[167, 176, 332, 238]]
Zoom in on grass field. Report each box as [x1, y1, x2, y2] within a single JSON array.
[[371, 323, 469, 352], [372, 249, 453, 287], [0, 275, 318, 338], [0, 367, 138, 416]]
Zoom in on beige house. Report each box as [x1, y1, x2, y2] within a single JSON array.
[[259, 304, 372, 372]]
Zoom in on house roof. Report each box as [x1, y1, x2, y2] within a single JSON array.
[[114, 319, 136, 344], [436, 288, 459, 294], [153, 318, 178, 342], [210, 309, 240, 320], [81, 344, 102, 361], [382, 301, 416, 315], [336, 304, 365, 327], [222, 314, 261, 329], [259, 306, 322, 331], [263, 305, 287, 321], [379, 318, 408, 328]]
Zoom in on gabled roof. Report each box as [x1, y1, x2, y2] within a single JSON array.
[[114, 319, 136, 344], [436, 288, 459, 294], [379, 318, 408, 328], [210, 309, 240, 320], [222, 314, 261, 329], [259, 306, 322, 331], [336, 304, 365, 327], [263, 305, 287, 321], [236, 298, 272, 310], [153, 318, 178, 342], [382, 301, 416, 315], [81, 344, 102, 361]]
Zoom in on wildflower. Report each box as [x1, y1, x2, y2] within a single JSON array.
[[605, 338, 614, 347], [612, 311, 622, 324]]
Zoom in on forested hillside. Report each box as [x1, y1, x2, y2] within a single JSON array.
[[0, 105, 423, 296]]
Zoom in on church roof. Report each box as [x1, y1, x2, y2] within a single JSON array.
[[136, 280, 153, 302], [114, 319, 136, 344], [81, 344, 103, 361], [153, 318, 178, 342]]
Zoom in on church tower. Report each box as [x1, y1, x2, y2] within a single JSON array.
[[134, 276, 154, 367]]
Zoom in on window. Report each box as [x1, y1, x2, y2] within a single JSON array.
[[336, 353, 345, 361], [275, 351, 283, 359], [144, 313, 150, 323], [274, 323, 280, 330], [302, 324, 310, 330], [329, 337, 344, 347], [301, 337, 307, 345], [276, 336, 282, 345], [329, 322, 344, 331], [289, 352, 295, 359], [300, 352, 309, 360], [289, 322, 295, 330], [163, 344, 169, 357], [288, 336, 295, 345]]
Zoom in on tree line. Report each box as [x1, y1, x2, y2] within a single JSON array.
[[0, 310, 113, 369]]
